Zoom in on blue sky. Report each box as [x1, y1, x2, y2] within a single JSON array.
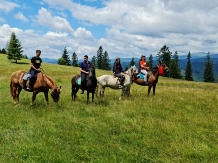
[[0, 0, 218, 59]]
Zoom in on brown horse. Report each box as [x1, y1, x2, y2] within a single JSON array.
[[10, 70, 61, 105], [132, 63, 169, 95]]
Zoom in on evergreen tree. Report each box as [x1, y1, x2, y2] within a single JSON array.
[[96, 46, 103, 69], [185, 51, 194, 81], [58, 47, 70, 66], [125, 65, 129, 71], [0, 48, 2, 53], [203, 52, 214, 82], [102, 51, 111, 70], [157, 45, 172, 77], [149, 54, 153, 69], [170, 51, 182, 79], [2, 48, 6, 54], [91, 56, 97, 67], [72, 52, 79, 67], [129, 57, 135, 67], [7, 32, 23, 63]]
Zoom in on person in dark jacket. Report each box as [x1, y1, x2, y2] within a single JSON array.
[[113, 57, 125, 88], [80, 55, 91, 94], [27, 50, 42, 90]]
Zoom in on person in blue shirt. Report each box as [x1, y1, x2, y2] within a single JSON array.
[[27, 50, 42, 90], [80, 55, 91, 94]]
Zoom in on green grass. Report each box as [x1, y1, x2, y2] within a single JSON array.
[[0, 54, 218, 162]]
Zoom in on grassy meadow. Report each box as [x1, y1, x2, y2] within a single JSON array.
[[0, 54, 218, 162]]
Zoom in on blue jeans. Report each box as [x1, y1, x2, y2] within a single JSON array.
[[29, 69, 37, 87]]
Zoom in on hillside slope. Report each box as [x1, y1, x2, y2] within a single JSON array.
[[0, 54, 218, 162]]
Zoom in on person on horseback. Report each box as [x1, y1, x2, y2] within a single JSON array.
[[113, 57, 125, 88], [27, 50, 42, 90], [80, 55, 91, 94], [140, 55, 149, 84]]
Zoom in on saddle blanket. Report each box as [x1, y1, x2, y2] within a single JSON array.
[[138, 72, 150, 79], [22, 72, 31, 80]]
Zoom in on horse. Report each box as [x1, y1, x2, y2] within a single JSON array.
[[132, 63, 169, 95], [10, 70, 61, 105], [95, 65, 138, 100], [71, 63, 97, 104]]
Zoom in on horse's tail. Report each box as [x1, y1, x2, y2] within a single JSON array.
[[10, 80, 13, 97], [95, 81, 99, 97]]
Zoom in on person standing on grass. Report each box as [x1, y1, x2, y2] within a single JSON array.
[[27, 50, 42, 90], [79, 55, 91, 94]]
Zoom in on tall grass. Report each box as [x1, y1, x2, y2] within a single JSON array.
[[0, 54, 218, 162]]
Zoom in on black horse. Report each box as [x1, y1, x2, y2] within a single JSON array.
[[71, 64, 97, 104]]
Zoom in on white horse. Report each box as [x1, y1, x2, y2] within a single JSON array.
[[95, 65, 138, 100]]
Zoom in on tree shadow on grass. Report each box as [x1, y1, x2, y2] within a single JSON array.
[[11, 61, 29, 64]]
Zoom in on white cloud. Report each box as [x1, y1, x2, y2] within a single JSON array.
[[14, 12, 28, 22], [0, 17, 5, 22], [45, 31, 68, 37], [35, 7, 74, 33], [0, 0, 19, 13]]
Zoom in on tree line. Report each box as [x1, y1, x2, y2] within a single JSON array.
[[3, 32, 217, 83]]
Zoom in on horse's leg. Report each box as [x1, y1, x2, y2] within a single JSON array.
[[100, 86, 105, 98], [87, 90, 89, 104], [74, 87, 79, 101], [12, 85, 18, 105], [71, 86, 75, 101], [44, 90, 49, 105], [153, 84, 156, 95], [92, 91, 94, 102], [31, 92, 38, 105], [148, 85, 152, 96]]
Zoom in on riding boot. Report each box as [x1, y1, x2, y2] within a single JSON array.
[[80, 81, 84, 94], [120, 76, 125, 86]]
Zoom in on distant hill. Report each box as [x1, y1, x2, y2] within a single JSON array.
[[41, 52, 218, 82]]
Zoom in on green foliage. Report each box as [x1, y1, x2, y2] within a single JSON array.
[[129, 57, 135, 67], [91, 55, 97, 67], [1, 55, 218, 162], [170, 51, 182, 79], [216, 76, 218, 83], [185, 51, 194, 81], [7, 32, 23, 63], [101, 51, 111, 70], [2, 48, 6, 54], [22, 54, 28, 59], [157, 45, 172, 77], [96, 46, 103, 69], [149, 54, 153, 69], [203, 52, 214, 83], [0, 48, 2, 53], [58, 47, 70, 66], [125, 65, 129, 71], [72, 52, 79, 67]]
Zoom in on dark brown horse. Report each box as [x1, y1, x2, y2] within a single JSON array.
[[71, 64, 97, 104], [10, 70, 61, 105], [132, 63, 169, 95]]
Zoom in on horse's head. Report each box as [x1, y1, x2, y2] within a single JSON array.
[[50, 86, 61, 103], [129, 65, 138, 75], [88, 64, 96, 78], [160, 63, 169, 72]]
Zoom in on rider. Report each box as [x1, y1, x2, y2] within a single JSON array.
[[80, 55, 91, 94], [113, 57, 125, 88], [27, 50, 42, 90], [140, 55, 149, 84]]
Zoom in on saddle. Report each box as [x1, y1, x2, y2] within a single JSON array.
[[137, 71, 150, 80], [76, 77, 88, 85]]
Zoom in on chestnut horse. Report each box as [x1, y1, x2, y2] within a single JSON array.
[[132, 63, 169, 95], [10, 70, 61, 105]]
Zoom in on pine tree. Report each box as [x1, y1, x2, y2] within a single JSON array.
[[96, 46, 103, 69], [203, 52, 214, 82], [157, 45, 172, 77], [0, 48, 2, 54], [125, 65, 129, 71], [170, 51, 182, 79], [102, 51, 111, 70], [2, 48, 6, 54], [72, 52, 79, 67], [129, 57, 135, 67], [149, 54, 153, 69], [7, 32, 23, 63], [91, 56, 97, 67], [185, 51, 194, 81], [58, 47, 70, 66]]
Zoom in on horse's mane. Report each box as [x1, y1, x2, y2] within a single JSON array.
[[152, 66, 158, 74], [41, 73, 56, 87]]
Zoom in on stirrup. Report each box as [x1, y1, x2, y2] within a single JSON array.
[[119, 85, 123, 88]]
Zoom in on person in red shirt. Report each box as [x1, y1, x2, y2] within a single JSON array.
[[140, 55, 149, 84]]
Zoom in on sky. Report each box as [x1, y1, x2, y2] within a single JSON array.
[[0, 0, 218, 59]]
